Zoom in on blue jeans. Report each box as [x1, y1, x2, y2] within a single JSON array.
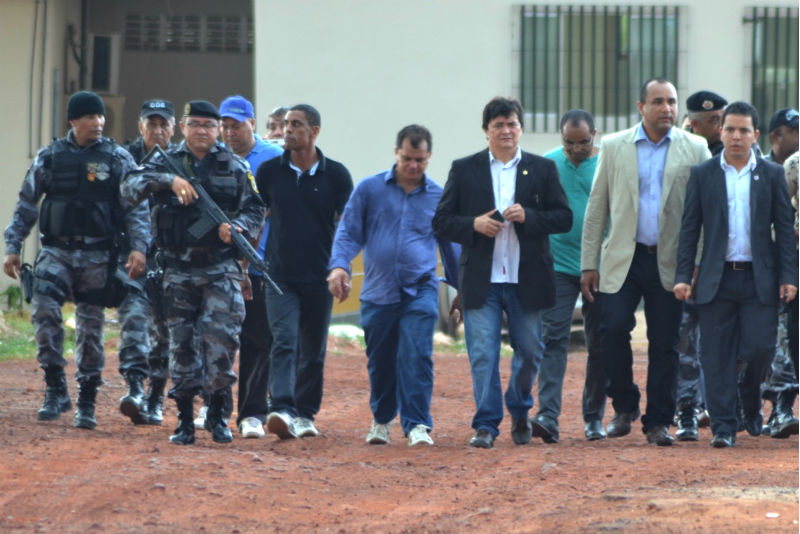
[[266, 281, 332, 419], [536, 272, 607, 427], [463, 283, 544, 437], [360, 286, 438, 435]]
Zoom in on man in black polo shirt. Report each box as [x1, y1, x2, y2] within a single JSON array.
[[255, 104, 353, 440]]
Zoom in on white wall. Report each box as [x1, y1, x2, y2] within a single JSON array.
[[255, 0, 796, 185], [0, 0, 79, 272]]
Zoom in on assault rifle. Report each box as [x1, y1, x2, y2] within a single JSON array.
[[141, 145, 282, 295]]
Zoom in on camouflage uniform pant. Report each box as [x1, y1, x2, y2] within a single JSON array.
[[145, 255, 169, 381], [761, 305, 798, 399], [31, 247, 107, 381], [163, 265, 245, 398], [115, 272, 150, 378], [676, 300, 706, 410]]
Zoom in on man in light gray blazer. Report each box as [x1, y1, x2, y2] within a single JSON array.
[[581, 78, 710, 446]]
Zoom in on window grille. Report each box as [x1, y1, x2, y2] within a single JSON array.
[[124, 13, 252, 54], [519, 5, 682, 133]]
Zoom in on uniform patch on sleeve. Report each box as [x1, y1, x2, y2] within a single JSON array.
[[247, 170, 259, 193]]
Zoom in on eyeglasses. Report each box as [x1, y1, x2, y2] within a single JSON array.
[[185, 121, 218, 130]]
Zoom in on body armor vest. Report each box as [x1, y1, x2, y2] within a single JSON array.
[[153, 151, 243, 251], [39, 139, 118, 241]]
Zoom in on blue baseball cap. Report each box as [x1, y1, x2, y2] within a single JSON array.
[[219, 95, 255, 122]]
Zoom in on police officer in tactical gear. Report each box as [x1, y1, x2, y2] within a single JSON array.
[[3, 90, 150, 430], [122, 100, 266, 445], [122, 99, 178, 425]]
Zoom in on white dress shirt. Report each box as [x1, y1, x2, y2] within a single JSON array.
[[489, 147, 522, 283], [720, 149, 756, 261]]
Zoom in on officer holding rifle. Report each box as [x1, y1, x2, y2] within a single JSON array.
[[122, 100, 266, 445]]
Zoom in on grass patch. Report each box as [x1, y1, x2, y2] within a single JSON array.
[[0, 306, 78, 362]]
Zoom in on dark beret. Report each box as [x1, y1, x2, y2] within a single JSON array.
[[67, 91, 105, 120], [182, 100, 220, 120], [686, 91, 727, 112]]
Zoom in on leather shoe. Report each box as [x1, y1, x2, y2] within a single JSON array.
[[711, 433, 735, 448], [584, 419, 606, 441], [645, 425, 674, 446], [469, 429, 494, 449], [510, 417, 532, 445], [742, 413, 763, 437], [606, 410, 640, 438], [530, 415, 559, 444]]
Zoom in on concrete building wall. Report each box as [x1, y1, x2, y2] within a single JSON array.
[[254, 0, 796, 186]]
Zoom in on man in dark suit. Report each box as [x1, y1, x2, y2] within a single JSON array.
[[432, 97, 572, 448], [674, 101, 798, 448]]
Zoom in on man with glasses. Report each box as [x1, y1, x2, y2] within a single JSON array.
[[531, 109, 608, 444], [122, 100, 266, 445]]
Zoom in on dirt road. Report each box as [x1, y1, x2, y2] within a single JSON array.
[[0, 332, 797, 533]]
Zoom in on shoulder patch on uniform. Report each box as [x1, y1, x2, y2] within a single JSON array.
[[247, 171, 259, 193]]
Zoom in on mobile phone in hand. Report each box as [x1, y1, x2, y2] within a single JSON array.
[[490, 210, 505, 222]]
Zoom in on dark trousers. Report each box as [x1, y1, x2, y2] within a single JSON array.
[[266, 280, 333, 420], [698, 267, 778, 436], [597, 247, 682, 430], [236, 275, 273, 425]]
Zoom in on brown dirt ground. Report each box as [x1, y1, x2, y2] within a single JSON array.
[[0, 314, 797, 534]]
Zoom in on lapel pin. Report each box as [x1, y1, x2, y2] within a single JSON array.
[[522, 169, 528, 175]]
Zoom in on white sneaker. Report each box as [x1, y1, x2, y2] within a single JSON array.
[[266, 411, 296, 439], [294, 417, 319, 438], [193, 405, 208, 429], [366, 420, 394, 444], [239, 416, 265, 439], [408, 424, 434, 446]]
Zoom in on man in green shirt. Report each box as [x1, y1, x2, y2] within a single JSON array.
[[531, 109, 608, 443]]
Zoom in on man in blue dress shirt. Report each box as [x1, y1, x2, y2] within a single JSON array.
[[327, 125, 459, 446]]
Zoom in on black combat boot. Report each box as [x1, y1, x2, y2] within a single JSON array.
[[143, 377, 166, 425], [119, 372, 147, 424], [205, 390, 234, 443], [675, 405, 699, 441], [37, 366, 71, 421], [73, 377, 101, 429], [770, 389, 799, 439], [169, 395, 195, 445]]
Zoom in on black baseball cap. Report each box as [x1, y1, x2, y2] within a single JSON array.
[[140, 99, 175, 120], [768, 108, 799, 133]]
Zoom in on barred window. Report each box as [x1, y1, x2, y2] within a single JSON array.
[[748, 6, 799, 150], [124, 13, 252, 53], [519, 5, 683, 133]]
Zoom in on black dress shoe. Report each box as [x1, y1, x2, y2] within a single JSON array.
[[645, 425, 675, 446], [710, 433, 735, 448], [510, 417, 532, 445], [584, 419, 606, 441], [606, 410, 640, 438], [530, 416, 559, 444], [469, 429, 494, 449], [742, 413, 763, 437]]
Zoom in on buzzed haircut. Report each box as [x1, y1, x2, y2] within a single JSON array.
[[290, 104, 321, 128], [639, 77, 672, 103], [396, 124, 432, 152], [482, 97, 524, 130], [559, 109, 595, 131], [722, 101, 759, 131]]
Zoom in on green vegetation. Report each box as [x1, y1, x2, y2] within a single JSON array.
[[0, 306, 78, 362]]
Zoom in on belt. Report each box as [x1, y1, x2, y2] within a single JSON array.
[[724, 261, 752, 271], [42, 236, 112, 251], [635, 242, 657, 254]]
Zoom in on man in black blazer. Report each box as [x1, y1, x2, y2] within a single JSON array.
[[432, 97, 572, 448], [674, 101, 797, 448]]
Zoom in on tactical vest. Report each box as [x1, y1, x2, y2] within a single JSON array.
[[39, 139, 118, 242], [153, 150, 244, 250]]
